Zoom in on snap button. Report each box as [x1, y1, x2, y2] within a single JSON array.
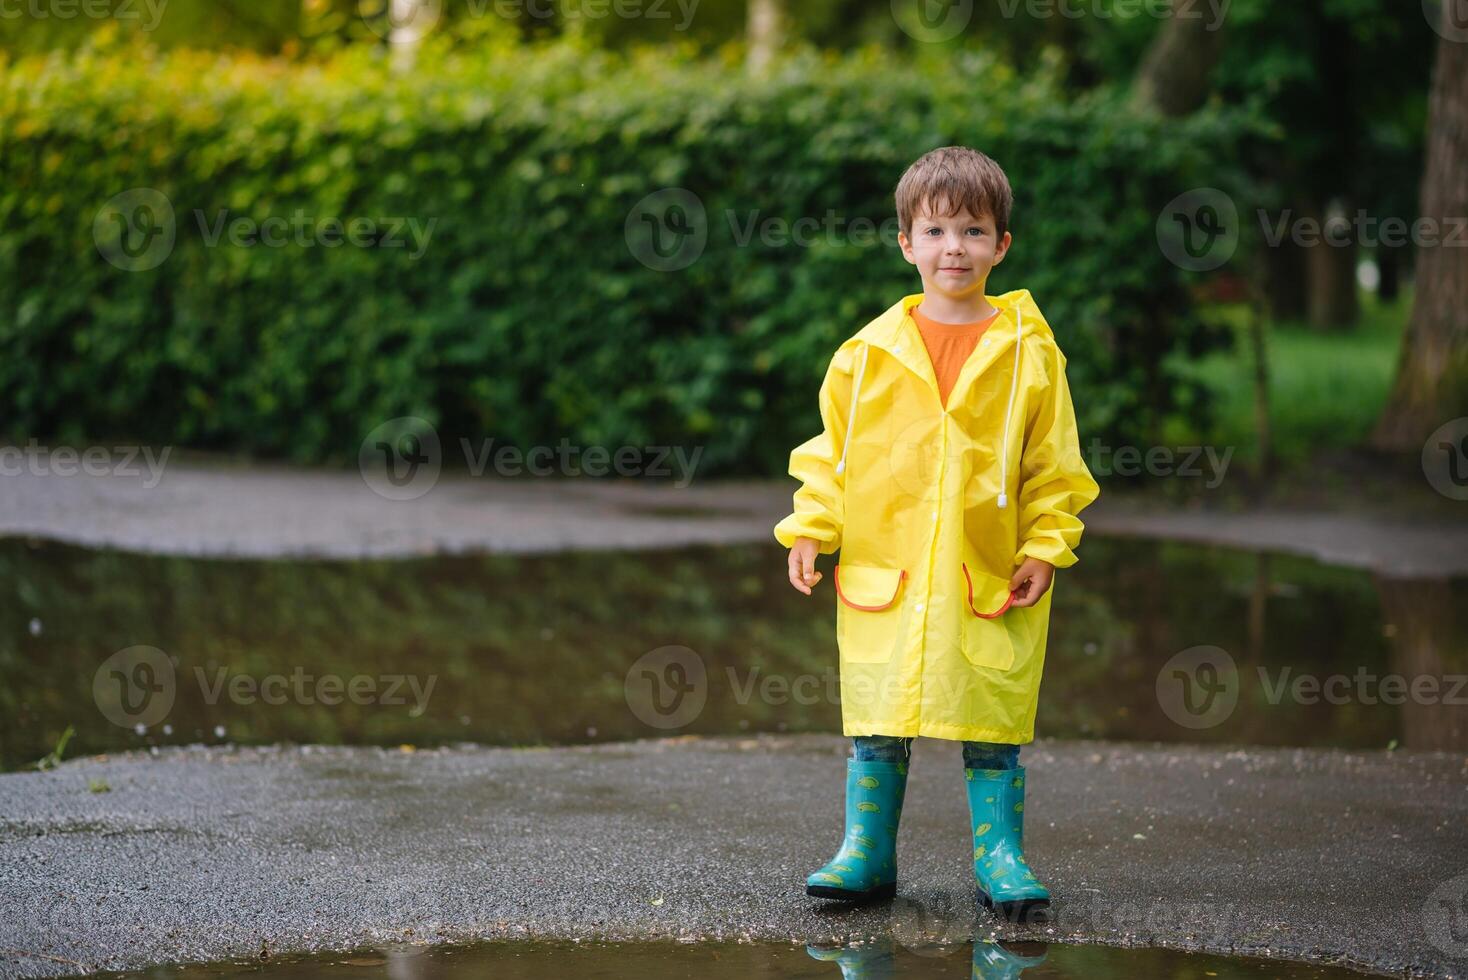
[[915, 603, 925, 612]]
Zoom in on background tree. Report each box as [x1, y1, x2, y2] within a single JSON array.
[[1370, 4, 1468, 451], [1131, 0, 1228, 116]]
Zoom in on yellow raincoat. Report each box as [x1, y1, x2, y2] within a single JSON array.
[[773, 289, 1099, 744]]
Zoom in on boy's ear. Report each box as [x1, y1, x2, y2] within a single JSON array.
[[897, 230, 916, 264], [992, 230, 1013, 264]]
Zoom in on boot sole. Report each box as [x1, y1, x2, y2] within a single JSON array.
[[977, 888, 1050, 923], [806, 880, 897, 903]]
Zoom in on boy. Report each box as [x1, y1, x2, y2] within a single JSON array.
[[773, 146, 1099, 918]]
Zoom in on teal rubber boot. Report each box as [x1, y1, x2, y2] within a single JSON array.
[[806, 758, 909, 902], [964, 765, 1050, 920], [971, 939, 1049, 979], [805, 937, 897, 979]]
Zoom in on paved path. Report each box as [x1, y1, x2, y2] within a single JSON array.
[[1, 736, 1465, 979], [1, 455, 1465, 575]]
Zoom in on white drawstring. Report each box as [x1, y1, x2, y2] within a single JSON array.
[[834, 341, 868, 476], [997, 307, 1023, 508]]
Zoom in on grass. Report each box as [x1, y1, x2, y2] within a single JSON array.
[[31, 724, 75, 772], [1165, 286, 1412, 469]]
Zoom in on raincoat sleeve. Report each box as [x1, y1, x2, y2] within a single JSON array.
[[772, 344, 856, 556], [1015, 343, 1100, 569]]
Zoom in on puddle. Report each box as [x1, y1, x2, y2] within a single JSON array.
[[2, 535, 1464, 769], [91, 938, 1375, 979]]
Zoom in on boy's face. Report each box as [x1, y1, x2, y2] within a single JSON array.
[[897, 202, 1012, 302]]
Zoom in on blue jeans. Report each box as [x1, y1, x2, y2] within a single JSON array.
[[853, 735, 1019, 770]]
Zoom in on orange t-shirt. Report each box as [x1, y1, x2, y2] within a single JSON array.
[[912, 303, 1001, 408]]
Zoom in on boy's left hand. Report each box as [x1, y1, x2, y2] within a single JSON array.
[[1008, 557, 1054, 607]]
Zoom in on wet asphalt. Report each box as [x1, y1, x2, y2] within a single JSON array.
[[1, 735, 1466, 979]]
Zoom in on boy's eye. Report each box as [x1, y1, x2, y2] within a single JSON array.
[[921, 225, 984, 237]]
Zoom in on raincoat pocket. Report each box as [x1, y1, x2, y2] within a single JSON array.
[[834, 564, 908, 664], [959, 562, 1019, 671]]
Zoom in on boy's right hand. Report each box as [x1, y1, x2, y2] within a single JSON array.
[[787, 537, 823, 595]]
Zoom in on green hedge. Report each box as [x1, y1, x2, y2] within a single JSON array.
[[0, 32, 1260, 476]]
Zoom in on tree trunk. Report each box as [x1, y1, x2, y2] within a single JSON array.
[[746, 0, 784, 75], [1375, 576, 1467, 752], [1377, 244, 1402, 303], [1370, 16, 1468, 450], [1303, 198, 1360, 329], [1246, 272, 1274, 483], [1262, 225, 1309, 321], [1132, 0, 1228, 116], [388, 0, 426, 72]]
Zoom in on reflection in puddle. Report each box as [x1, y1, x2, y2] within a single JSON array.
[[94, 937, 1374, 979], [3, 535, 1464, 768]]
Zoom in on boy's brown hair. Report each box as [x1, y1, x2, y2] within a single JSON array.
[[894, 146, 1013, 241]]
